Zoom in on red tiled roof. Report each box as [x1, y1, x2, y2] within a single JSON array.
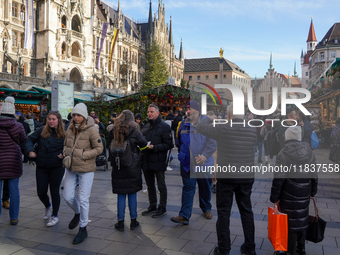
[[279, 74, 302, 87], [307, 19, 317, 42], [303, 51, 312, 64]]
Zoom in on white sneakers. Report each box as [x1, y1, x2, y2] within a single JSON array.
[[43, 206, 51, 220], [46, 216, 59, 227]]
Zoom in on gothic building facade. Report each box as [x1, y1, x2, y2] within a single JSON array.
[[253, 53, 301, 111], [0, 0, 184, 94]]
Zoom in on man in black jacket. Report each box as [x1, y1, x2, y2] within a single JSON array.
[[195, 103, 257, 255], [141, 104, 173, 218]]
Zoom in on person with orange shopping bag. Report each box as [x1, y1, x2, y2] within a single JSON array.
[[270, 126, 318, 255]]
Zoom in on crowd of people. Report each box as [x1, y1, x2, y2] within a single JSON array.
[[0, 95, 322, 255]]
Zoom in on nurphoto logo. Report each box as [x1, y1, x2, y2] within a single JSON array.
[[198, 84, 312, 128]]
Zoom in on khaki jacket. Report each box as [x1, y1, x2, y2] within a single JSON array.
[[64, 117, 103, 173]]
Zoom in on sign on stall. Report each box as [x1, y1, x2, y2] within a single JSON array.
[[51, 80, 74, 120]]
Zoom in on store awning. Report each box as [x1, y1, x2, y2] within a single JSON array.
[[32, 86, 93, 102], [14, 99, 42, 104], [309, 58, 340, 91]]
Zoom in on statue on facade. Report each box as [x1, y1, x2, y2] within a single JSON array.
[[45, 63, 52, 86], [3, 35, 8, 52], [219, 47, 224, 59]]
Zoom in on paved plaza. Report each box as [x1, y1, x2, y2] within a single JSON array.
[[1, 144, 340, 255]]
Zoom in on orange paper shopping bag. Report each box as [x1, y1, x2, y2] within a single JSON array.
[[268, 205, 288, 251]]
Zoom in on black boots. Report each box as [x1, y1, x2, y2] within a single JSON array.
[[73, 226, 87, 245], [142, 206, 157, 216], [69, 213, 80, 230], [115, 219, 124, 232], [130, 219, 140, 230]]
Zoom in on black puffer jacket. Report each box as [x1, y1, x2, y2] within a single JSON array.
[[141, 116, 173, 172], [195, 118, 257, 184], [270, 140, 318, 232], [25, 127, 64, 169], [111, 128, 147, 194]]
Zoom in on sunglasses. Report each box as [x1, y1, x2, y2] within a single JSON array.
[[49, 110, 59, 114]]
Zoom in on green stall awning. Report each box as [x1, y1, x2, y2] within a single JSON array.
[[14, 98, 42, 104]]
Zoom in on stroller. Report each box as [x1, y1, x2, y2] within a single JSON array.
[[96, 134, 109, 170]]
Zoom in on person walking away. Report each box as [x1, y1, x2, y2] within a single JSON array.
[[110, 110, 147, 231], [141, 104, 173, 218], [270, 126, 317, 255], [260, 121, 274, 165], [25, 114, 35, 136], [25, 111, 65, 227], [0, 97, 26, 225], [297, 110, 314, 146], [195, 103, 257, 255], [171, 101, 216, 225], [63, 103, 103, 244]]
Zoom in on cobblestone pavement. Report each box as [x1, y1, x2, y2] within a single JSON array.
[[0, 143, 339, 255]]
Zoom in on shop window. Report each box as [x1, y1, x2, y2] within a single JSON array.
[[20, 5, 25, 20], [12, 3, 18, 17]]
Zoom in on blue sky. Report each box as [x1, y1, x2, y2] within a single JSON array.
[[109, 0, 339, 79]]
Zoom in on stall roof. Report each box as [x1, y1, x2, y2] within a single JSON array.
[[32, 87, 93, 102], [309, 58, 340, 91], [14, 99, 42, 104], [0, 88, 42, 95]]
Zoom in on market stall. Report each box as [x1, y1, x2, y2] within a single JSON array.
[[85, 84, 226, 122], [308, 58, 340, 141], [0, 88, 48, 118]]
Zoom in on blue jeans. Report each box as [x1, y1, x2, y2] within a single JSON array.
[[0, 178, 20, 220], [117, 193, 137, 221], [63, 170, 94, 228], [255, 141, 263, 160], [179, 165, 212, 220]]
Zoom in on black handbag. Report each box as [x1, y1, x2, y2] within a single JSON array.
[[306, 197, 326, 243]]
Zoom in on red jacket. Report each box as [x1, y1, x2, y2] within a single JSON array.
[[0, 116, 26, 179]]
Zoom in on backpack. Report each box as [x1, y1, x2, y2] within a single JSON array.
[[311, 131, 319, 149], [110, 133, 132, 170], [267, 128, 281, 157]]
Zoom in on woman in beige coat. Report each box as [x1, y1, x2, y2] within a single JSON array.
[[63, 103, 103, 245]]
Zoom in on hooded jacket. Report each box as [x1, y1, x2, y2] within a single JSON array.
[[25, 118, 35, 136], [0, 115, 26, 179], [63, 117, 103, 173], [270, 140, 318, 232]]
